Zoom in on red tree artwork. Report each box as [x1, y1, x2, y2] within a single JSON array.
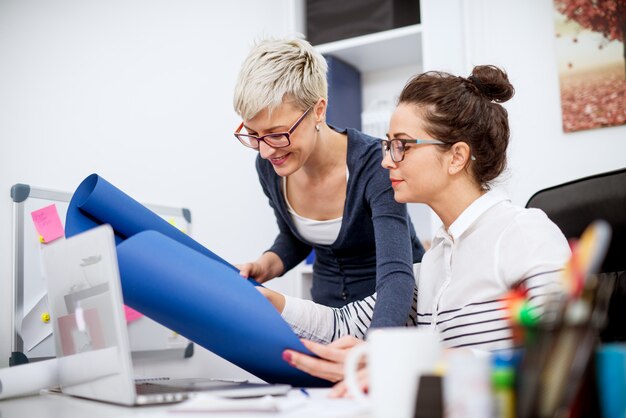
[[554, 0, 626, 76], [553, 0, 626, 132]]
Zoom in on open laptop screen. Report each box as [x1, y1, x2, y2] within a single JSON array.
[[43, 225, 292, 405], [43, 224, 138, 405]]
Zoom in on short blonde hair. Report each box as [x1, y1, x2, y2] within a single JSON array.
[[233, 38, 328, 121]]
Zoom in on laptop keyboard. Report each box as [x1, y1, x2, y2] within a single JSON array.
[[134, 379, 291, 403], [135, 382, 189, 395], [135, 380, 241, 395]]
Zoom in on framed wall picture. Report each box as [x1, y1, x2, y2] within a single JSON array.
[[553, 0, 626, 133]]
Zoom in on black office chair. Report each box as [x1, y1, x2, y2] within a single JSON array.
[[521, 168, 626, 418], [526, 167, 626, 342]]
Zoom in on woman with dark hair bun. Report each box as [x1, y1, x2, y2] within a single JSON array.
[[256, 65, 570, 390], [399, 65, 514, 187]]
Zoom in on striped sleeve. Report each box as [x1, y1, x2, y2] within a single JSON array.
[[517, 268, 566, 320], [434, 299, 515, 351], [431, 268, 565, 352], [281, 288, 418, 344]]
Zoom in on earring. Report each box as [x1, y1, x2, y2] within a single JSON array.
[[315, 124, 320, 131]]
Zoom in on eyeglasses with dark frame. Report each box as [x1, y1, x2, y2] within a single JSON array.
[[381, 138, 446, 162], [234, 106, 313, 149]]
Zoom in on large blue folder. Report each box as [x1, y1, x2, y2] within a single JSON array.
[[65, 174, 329, 387], [65, 174, 235, 271]]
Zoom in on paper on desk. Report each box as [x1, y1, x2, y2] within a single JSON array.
[[290, 389, 370, 418], [21, 293, 53, 351], [171, 393, 306, 413], [0, 357, 59, 400], [171, 389, 370, 418], [0, 347, 119, 400]]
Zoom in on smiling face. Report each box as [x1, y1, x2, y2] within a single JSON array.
[[243, 102, 318, 177], [383, 103, 449, 204]]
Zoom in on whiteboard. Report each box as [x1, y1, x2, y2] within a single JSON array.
[[10, 183, 194, 364]]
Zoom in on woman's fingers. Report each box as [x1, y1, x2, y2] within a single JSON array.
[[283, 350, 344, 382], [328, 336, 363, 349], [329, 380, 348, 398], [329, 368, 369, 398], [356, 368, 370, 393], [236, 262, 267, 280], [235, 263, 252, 278], [288, 337, 365, 382], [301, 339, 353, 363]]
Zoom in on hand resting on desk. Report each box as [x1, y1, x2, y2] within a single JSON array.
[[283, 337, 367, 396]]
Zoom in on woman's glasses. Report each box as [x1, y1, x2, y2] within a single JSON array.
[[380, 138, 445, 162], [234, 106, 312, 149]]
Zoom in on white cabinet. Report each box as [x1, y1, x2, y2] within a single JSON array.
[[315, 24, 423, 73], [316, 24, 425, 140], [315, 24, 424, 139], [294, 263, 313, 300]]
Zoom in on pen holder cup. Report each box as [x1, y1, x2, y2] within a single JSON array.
[[596, 343, 626, 418], [515, 274, 616, 418]]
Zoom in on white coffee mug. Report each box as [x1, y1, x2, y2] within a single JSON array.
[[344, 328, 441, 418]]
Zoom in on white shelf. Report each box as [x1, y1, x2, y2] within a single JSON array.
[[315, 24, 423, 73]]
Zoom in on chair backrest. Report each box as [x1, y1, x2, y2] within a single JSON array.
[[521, 168, 626, 417], [526, 167, 626, 342], [526, 167, 626, 273]]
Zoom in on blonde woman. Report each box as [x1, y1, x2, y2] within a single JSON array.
[[233, 38, 424, 328]]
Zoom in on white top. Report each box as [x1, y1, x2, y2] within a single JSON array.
[[282, 168, 348, 246], [281, 190, 571, 351]]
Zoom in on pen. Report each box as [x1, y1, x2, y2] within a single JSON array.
[[300, 387, 310, 397]]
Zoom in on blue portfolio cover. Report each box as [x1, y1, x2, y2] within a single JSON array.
[[65, 174, 329, 387]]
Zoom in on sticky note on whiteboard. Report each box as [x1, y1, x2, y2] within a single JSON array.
[[31, 204, 65, 243], [124, 305, 143, 323]]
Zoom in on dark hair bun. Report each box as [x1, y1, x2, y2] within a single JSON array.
[[469, 65, 514, 103]]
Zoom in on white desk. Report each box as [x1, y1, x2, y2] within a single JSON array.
[[0, 389, 369, 418]]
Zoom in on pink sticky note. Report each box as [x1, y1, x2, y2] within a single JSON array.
[[31, 204, 65, 243], [124, 305, 143, 323]]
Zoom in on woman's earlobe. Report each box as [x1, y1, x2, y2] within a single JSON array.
[[449, 143, 472, 174], [314, 98, 327, 119]]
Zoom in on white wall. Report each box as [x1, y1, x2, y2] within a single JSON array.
[[0, 0, 299, 377], [421, 0, 626, 208]]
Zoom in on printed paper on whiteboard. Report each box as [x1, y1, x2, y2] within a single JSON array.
[[21, 294, 53, 351]]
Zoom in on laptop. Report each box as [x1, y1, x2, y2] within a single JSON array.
[[41, 224, 291, 405]]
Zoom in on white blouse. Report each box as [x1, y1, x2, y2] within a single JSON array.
[[280, 190, 571, 351], [282, 168, 348, 246]]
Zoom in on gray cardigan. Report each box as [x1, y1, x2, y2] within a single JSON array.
[[256, 127, 424, 328]]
